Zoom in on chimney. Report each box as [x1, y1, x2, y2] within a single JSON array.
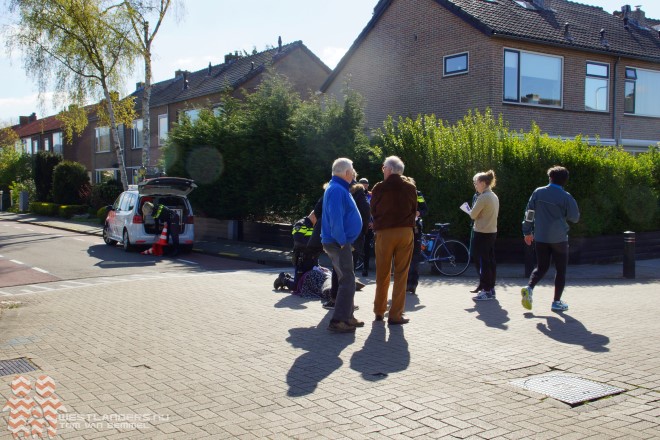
[[136, 81, 145, 90], [224, 52, 241, 63], [278, 36, 282, 52], [175, 69, 183, 78], [531, 0, 544, 9], [207, 62, 212, 76], [29, 112, 37, 123], [19, 116, 29, 126], [630, 5, 647, 27]]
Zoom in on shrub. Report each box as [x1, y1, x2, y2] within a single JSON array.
[[58, 204, 88, 219], [96, 206, 111, 224], [29, 202, 59, 216], [52, 161, 90, 205], [33, 151, 62, 202], [8, 179, 36, 210], [88, 179, 123, 210], [375, 109, 659, 239]]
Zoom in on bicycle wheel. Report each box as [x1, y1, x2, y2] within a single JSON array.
[[354, 254, 364, 271], [432, 239, 470, 276]]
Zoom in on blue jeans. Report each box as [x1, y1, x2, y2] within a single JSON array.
[[323, 242, 356, 322]]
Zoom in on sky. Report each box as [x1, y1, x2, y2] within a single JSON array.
[[1, 0, 659, 126]]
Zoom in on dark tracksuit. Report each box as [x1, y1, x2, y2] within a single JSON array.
[[153, 204, 180, 254], [407, 190, 428, 293]]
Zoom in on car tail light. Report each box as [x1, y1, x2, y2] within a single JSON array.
[[186, 215, 194, 224], [133, 214, 144, 224]]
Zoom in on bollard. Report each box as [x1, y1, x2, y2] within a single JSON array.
[[623, 231, 635, 279], [0, 190, 3, 211]]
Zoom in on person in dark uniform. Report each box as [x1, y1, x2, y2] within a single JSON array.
[[143, 201, 180, 256], [406, 185, 428, 295], [359, 177, 374, 277]]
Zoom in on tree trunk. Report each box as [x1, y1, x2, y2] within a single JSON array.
[[103, 86, 129, 190], [141, 22, 151, 171]]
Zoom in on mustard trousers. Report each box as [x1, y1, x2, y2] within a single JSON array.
[[373, 227, 414, 320]]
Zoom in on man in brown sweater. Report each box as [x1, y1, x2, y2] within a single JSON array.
[[370, 156, 418, 325]]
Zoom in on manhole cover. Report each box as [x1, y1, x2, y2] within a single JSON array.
[[510, 373, 624, 406], [0, 358, 39, 377]]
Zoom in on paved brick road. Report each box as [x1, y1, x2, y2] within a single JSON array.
[[1, 268, 658, 439]]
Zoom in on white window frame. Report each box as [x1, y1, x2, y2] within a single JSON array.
[[44, 138, 50, 151], [443, 52, 469, 77], [95, 126, 111, 153], [31, 138, 38, 154], [132, 119, 143, 149], [158, 114, 168, 146], [624, 66, 660, 118], [52, 131, 63, 155], [95, 168, 119, 184], [585, 61, 609, 112], [503, 48, 563, 108]]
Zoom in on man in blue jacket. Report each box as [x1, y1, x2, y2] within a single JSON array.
[[521, 166, 580, 312], [321, 158, 364, 333]]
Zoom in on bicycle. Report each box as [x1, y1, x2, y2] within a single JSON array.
[[419, 223, 470, 276]]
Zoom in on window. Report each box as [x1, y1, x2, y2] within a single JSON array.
[[443, 52, 468, 76], [132, 119, 143, 149], [44, 138, 50, 151], [503, 49, 562, 107], [181, 108, 200, 123], [158, 114, 168, 146], [96, 169, 118, 184], [31, 139, 38, 154], [95, 127, 111, 152], [585, 62, 609, 112], [624, 67, 660, 117], [52, 132, 63, 155]]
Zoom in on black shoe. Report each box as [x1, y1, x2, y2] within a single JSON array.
[[274, 272, 287, 290], [322, 300, 335, 310]]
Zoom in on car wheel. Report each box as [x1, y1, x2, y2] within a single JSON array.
[[103, 223, 118, 246], [122, 229, 133, 252]]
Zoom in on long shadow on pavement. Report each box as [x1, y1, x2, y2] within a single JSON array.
[[465, 299, 510, 330], [525, 312, 610, 352], [350, 323, 410, 381], [286, 323, 355, 396]]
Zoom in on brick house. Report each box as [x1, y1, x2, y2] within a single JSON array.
[[11, 113, 66, 157], [10, 40, 329, 185], [321, 0, 660, 152], [93, 39, 331, 184]]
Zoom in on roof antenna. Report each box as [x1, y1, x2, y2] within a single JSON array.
[[208, 62, 212, 76], [278, 36, 282, 52]]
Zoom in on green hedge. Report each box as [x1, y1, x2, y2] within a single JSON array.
[[58, 204, 88, 219], [29, 202, 60, 216], [375, 109, 659, 240]]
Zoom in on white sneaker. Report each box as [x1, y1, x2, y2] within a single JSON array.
[[521, 286, 533, 310], [472, 290, 495, 301]]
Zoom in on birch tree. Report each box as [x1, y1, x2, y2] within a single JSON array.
[[122, 0, 179, 171], [7, 0, 140, 189]]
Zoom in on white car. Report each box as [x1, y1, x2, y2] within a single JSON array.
[[103, 177, 197, 252]]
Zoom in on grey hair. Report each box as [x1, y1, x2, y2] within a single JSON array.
[[383, 155, 404, 175], [332, 158, 354, 176]]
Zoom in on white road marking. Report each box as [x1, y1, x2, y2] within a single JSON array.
[[33, 267, 49, 274], [74, 238, 85, 241], [175, 259, 198, 265], [9, 260, 24, 265]]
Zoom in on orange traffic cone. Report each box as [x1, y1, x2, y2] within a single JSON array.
[[141, 225, 168, 256]]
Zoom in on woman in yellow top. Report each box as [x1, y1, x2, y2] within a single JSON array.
[[469, 170, 500, 301]]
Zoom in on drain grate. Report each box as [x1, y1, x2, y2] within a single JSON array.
[[0, 358, 39, 377], [510, 373, 625, 406]]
